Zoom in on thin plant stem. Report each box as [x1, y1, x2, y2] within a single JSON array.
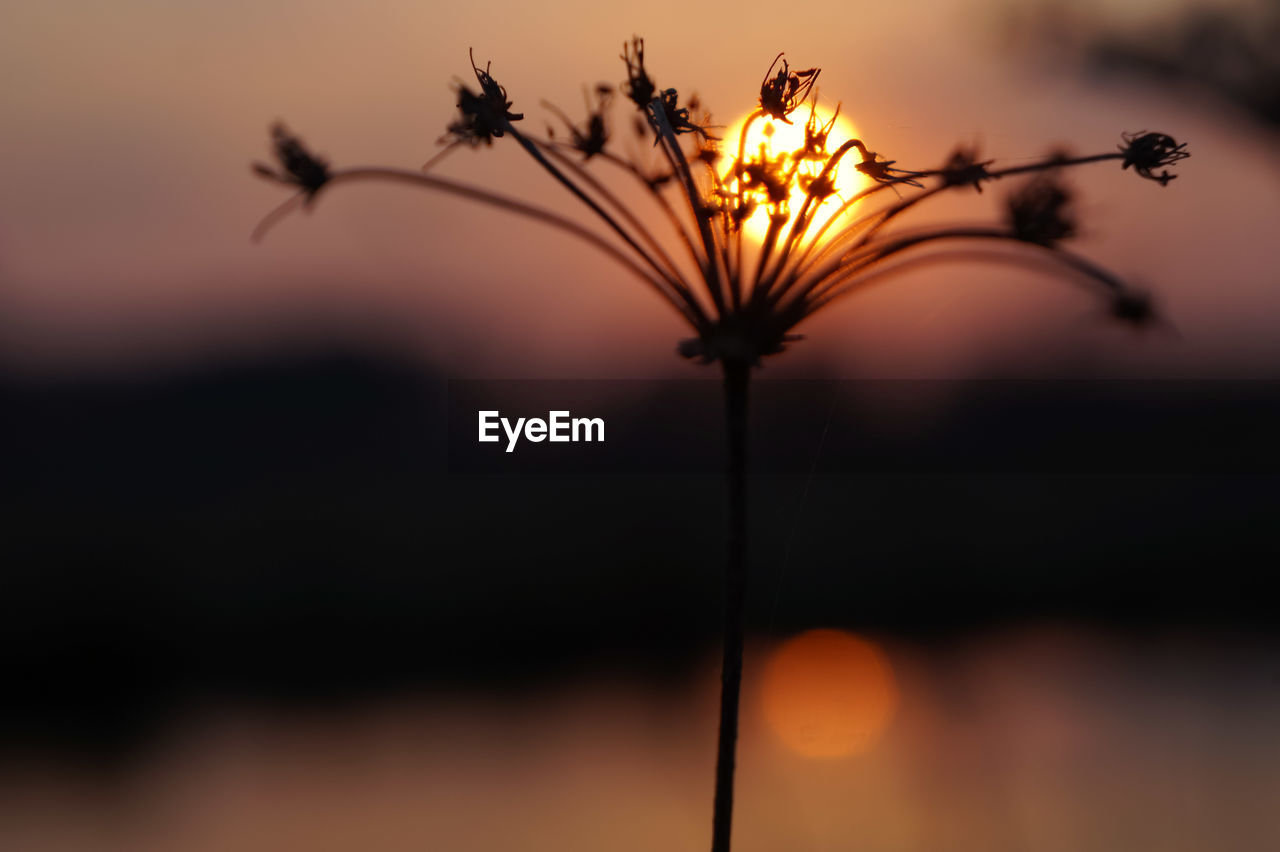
[[505, 125, 704, 316], [798, 245, 1134, 317], [535, 139, 700, 310], [799, 226, 1018, 308], [324, 167, 701, 326], [592, 148, 715, 290], [776, 152, 1129, 307], [773, 175, 937, 291], [798, 226, 1131, 313], [752, 215, 785, 295], [712, 358, 750, 852], [420, 141, 463, 172], [249, 194, 305, 243], [755, 138, 866, 300], [732, 111, 765, 295], [648, 98, 730, 314]]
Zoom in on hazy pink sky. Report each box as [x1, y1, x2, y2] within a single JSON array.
[[1, 0, 1276, 378]]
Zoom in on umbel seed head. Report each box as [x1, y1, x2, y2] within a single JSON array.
[[1006, 174, 1076, 246], [443, 50, 524, 147], [252, 123, 330, 201], [1119, 131, 1189, 186], [758, 54, 819, 124], [251, 40, 1191, 365]]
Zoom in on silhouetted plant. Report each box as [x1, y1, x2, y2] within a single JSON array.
[[251, 39, 1188, 852]]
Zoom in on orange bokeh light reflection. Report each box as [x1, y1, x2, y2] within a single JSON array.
[[760, 628, 899, 758]]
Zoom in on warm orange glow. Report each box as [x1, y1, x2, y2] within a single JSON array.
[[761, 629, 898, 758], [724, 107, 872, 244]]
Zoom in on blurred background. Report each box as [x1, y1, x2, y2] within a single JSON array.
[[2, 0, 1278, 849]]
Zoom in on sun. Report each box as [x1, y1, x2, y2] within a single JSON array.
[[760, 629, 898, 759], [723, 106, 872, 244]]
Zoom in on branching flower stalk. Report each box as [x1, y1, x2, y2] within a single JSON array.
[[251, 38, 1188, 852]]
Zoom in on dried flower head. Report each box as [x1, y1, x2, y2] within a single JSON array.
[[798, 169, 838, 203], [695, 133, 722, 168], [621, 36, 657, 109], [253, 40, 1190, 366], [442, 49, 524, 147], [649, 87, 711, 141], [1006, 173, 1076, 245], [252, 123, 330, 201], [758, 54, 819, 123], [738, 144, 795, 209], [1109, 289, 1158, 327], [853, 142, 924, 187], [545, 84, 613, 160], [940, 145, 994, 193], [715, 183, 759, 231], [1119, 131, 1190, 186], [795, 102, 839, 162]]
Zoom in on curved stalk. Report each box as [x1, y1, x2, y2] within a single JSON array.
[[799, 245, 1133, 318], [780, 151, 1130, 308], [730, 111, 765, 298], [506, 125, 707, 322], [250, 193, 306, 243], [535, 140, 707, 320], [591, 148, 714, 290], [800, 228, 1129, 313], [649, 99, 730, 317], [319, 167, 702, 327], [768, 175, 928, 294], [754, 138, 868, 301]]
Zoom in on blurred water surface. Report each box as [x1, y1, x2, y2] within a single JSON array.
[[2, 627, 1276, 851]]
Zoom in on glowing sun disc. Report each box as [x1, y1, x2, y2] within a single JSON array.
[[724, 107, 872, 244], [761, 629, 898, 759]]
